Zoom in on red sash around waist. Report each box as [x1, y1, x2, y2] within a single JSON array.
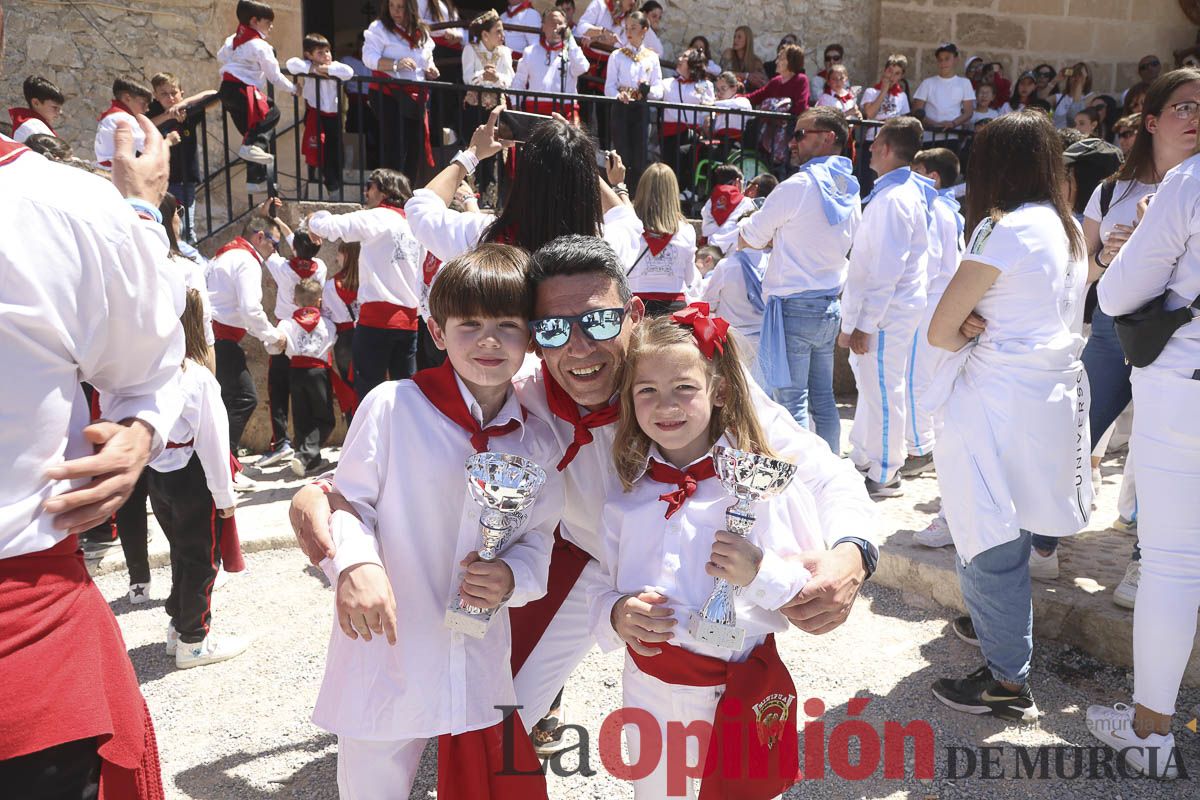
[[509, 527, 592, 676], [335, 321, 355, 332], [0, 536, 165, 799], [302, 106, 337, 167], [436, 711, 547, 799], [661, 121, 699, 137], [627, 635, 800, 799], [212, 320, 247, 342], [221, 74, 270, 131], [368, 71, 434, 166], [357, 301, 420, 330], [291, 355, 330, 369]]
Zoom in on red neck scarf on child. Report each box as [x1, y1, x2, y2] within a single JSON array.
[[98, 100, 135, 121], [8, 107, 54, 134], [334, 274, 357, 308], [215, 236, 265, 266], [645, 456, 717, 519], [0, 138, 30, 168], [292, 306, 322, 332], [232, 23, 265, 50], [289, 257, 318, 279], [412, 360, 524, 453], [542, 364, 619, 471], [873, 81, 904, 96], [709, 183, 745, 226], [642, 230, 674, 256], [378, 201, 407, 216], [831, 90, 854, 103], [507, 1, 534, 14]]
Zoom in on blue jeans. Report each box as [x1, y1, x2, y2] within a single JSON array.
[[956, 530, 1034, 685], [772, 293, 841, 452]]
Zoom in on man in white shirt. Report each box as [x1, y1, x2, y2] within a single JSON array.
[[0, 116, 181, 798], [502, 0, 542, 57], [839, 116, 934, 498], [736, 107, 862, 454], [912, 43, 974, 145]]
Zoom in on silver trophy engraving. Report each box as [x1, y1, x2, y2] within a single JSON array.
[[689, 445, 796, 650], [445, 452, 547, 638]]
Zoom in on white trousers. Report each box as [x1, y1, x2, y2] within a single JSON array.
[[905, 299, 944, 457], [512, 558, 606, 723], [337, 736, 426, 799], [1130, 369, 1200, 715], [849, 321, 919, 482]]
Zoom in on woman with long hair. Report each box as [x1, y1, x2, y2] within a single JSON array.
[[362, 0, 440, 178], [1086, 70, 1200, 782], [627, 162, 699, 314], [1088, 93, 1119, 141], [406, 106, 642, 263], [927, 111, 1091, 723], [659, 48, 714, 178], [719, 25, 766, 91], [1077, 69, 1200, 608], [687, 35, 722, 78], [1053, 61, 1094, 128], [1005, 70, 1037, 113], [462, 9, 513, 205]]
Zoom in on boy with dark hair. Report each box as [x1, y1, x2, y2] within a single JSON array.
[[746, 172, 779, 205], [286, 33, 355, 196], [912, 42, 975, 140], [701, 163, 756, 248], [94, 75, 152, 169], [9, 75, 64, 142], [217, 0, 296, 194], [840, 115, 935, 497], [150, 72, 217, 243], [267, 278, 337, 477]]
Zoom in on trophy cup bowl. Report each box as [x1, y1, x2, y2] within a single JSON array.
[[688, 445, 797, 650], [445, 452, 547, 638]]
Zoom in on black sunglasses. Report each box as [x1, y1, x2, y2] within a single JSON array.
[[529, 307, 626, 348]]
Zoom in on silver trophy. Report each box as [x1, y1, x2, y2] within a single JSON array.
[[689, 445, 797, 650], [445, 452, 547, 638]]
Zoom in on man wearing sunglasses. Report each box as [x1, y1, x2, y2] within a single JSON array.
[[1123, 54, 1163, 109], [289, 234, 877, 747]]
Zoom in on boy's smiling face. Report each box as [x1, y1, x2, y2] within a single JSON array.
[[307, 46, 333, 66], [429, 314, 531, 394]]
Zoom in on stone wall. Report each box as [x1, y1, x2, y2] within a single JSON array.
[[1, 0, 301, 155], [877, 0, 1198, 94]]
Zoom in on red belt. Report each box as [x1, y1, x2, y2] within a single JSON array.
[[628, 635, 800, 799], [166, 439, 194, 449], [358, 301, 419, 330], [0, 536, 164, 798], [212, 320, 247, 342], [291, 355, 329, 369], [335, 321, 355, 332], [635, 291, 686, 305], [509, 528, 592, 675], [222, 74, 270, 132]]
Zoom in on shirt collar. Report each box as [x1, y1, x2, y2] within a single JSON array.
[[640, 433, 732, 481], [452, 369, 526, 438]]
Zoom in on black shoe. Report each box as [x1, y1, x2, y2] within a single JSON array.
[[865, 476, 903, 498], [898, 452, 935, 477], [951, 615, 980, 647], [932, 665, 1040, 721]]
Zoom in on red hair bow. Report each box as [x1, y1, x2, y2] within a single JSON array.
[[670, 302, 730, 359]]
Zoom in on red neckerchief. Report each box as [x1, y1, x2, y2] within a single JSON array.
[[395, 25, 425, 49], [0, 137, 31, 167], [334, 274, 357, 307], [378, 201, 407, 217], [215, 236, 265, 266], [642, 230, 674, 256], [645, 456, 717, 519], [709, 183, 744, 227], [293, 306, 322, 332], [606, 0, 628, 26], [98, 99, 135, 121], [873, 81, 904, 97], [232, 23, 265, 49], [832, 90, 854, 103], [289, 257, 317, 279], [542, 364, 619, 471], [540, 35, 566, 53], [412, 360, 523, 453], [8, 107, 54, 135], [507, 1, 534, 14]]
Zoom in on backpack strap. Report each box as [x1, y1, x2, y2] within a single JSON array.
[[1099, 180, 1116, 218]]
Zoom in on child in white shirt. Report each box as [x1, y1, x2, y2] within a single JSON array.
[[286, 33, 354, 194], [94, 76, 151, 169], [594, 306, 818, 799], [970, 84, 999, 127]]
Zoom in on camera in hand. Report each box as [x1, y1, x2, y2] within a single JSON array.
[[637, 81, 650, 100], [497, 109, 553, 143]]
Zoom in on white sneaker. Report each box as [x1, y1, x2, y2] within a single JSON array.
[[1029, 548, 1060, 581], [128, 582, 151, 604], [245, 181, 269, 195], [1113, 561, 1140, 609], [914, 516, 953, 548], [289, 457, 307, 478], [165, 621, 179, 656], [1085, 703, 1179, 779], [232, 472, 258, 492], [175, 633, 250, 669], [257, 440, 294, 468], [237, 143, 275, 165]]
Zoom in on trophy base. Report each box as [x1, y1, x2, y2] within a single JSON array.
[[688, 612, 745, 651], [444, 605, 494, 639]]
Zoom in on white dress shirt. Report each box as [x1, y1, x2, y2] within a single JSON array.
[[172, 253, 214, 346], [207, 245, 281, 345], [94, 108, 145, 168], [217, 35, 296, 94], [926, 197, 964, 298], [1099, 153, 1200, 372], [314, 376, 563, 739], [272, 316, 337, 362], [701, 194, 756, 240], [307, 208, 425, 310], [148, 361, 236, 511], [841, 172, 929, 333], [0, 145, 185, 559], [660, 78, 714, 128], [285, 58, 355, 114], [513, 39, 589, 95], [711, 96, 752, 134], [266, 254, 329, 321], [500, 4, 542, 56], [462, 43, 515, 89], [589, 436, 821, 659], [323, 277, 358, 325], [574, 0, 620, 38], [362, 20, 436, 82], [701, 251, 767, 338], [624, 221, 701, 298], [12, 116, 52, 143], [604, 47, 663, 98], [738, 168, 861, 298]]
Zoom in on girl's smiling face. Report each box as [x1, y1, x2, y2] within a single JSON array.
[[631, 343, 722, 467]]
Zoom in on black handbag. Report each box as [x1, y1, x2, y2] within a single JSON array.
[[1113, 292, 1200, 367]]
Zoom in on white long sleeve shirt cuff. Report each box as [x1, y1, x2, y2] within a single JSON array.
[[591, 589, 630, 653], [745, 550, 811, 611], [499, 546, 548, 609], [320, 510, 384, 583], [103, 374, 184, 461]]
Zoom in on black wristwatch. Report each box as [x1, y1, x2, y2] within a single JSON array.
[[833, 536, 879, 580]]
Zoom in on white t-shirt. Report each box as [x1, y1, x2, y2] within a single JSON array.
[[970, 107, 998, 126], [1084, 179, 1156, 244], [965, 202, 1087, 346], [860, 86, 910, 139], [913, 75, 974, 124]]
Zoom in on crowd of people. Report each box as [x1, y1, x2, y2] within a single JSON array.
[[6, 0, 1200, 797]]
